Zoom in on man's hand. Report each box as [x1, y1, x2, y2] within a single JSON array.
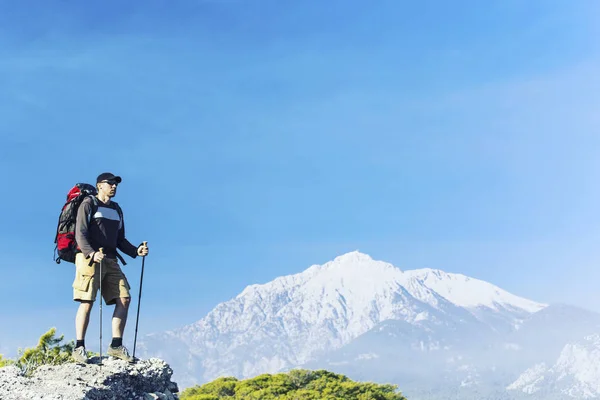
[[93, 251, 105, 263], [137, 242, 149, 257]]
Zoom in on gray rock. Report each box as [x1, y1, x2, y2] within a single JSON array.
[[0, 358, 179, 400], [164, 389, 175, 400]]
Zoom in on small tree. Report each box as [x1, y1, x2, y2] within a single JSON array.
[[15, 328, 75, 376]]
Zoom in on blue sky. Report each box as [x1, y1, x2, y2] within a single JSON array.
[[1, 0, 599, 356]]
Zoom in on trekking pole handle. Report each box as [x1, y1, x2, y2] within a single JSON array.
[[89, 247, 105, 266]]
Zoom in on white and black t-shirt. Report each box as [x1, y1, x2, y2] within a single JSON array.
[[75, 196, 138, 260]]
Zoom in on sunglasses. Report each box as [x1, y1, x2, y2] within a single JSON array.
[[101, 180, 119, 186]]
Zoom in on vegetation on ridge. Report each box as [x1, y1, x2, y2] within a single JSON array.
[[2, 330, 408, 399], [0, 328, 76, 376], [180, 369, 407, 400], [0, 354, 13, 368]]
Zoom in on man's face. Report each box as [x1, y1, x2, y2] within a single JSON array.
[[98, 180, 119, 198]]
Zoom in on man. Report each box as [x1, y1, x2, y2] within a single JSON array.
[[72, 172, 149, 363]]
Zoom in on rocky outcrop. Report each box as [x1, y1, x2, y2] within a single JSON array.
[[0, 357, 179, 400]]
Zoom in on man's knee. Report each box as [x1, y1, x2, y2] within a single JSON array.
[[118, 297, 131, 308], [78, 300, 93, 312]]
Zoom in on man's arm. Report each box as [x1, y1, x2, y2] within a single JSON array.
[[75, 198, 95, 259], [116, 207, 139, 259]]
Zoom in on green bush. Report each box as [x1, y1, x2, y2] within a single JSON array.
[[180, 369, 407, 400], [0, 354, 14, 368], [0, 328, 76, 376]]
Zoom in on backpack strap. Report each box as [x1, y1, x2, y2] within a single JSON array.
[[114, 202, 124, 229], [85, 196, 99, 267], [88, 195, 99, 225], [116, 252, 127, 265], [113, 202, 127, 265]]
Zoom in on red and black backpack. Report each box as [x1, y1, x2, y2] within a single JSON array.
[[54, 183, 98, 264]]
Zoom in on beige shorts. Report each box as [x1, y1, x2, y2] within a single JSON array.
[[72, 253, 131, 305]]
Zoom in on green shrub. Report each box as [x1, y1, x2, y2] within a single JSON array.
[[180, 369, 407, 400], [9, 328, 76, 376], [0, 354, 14, 368]]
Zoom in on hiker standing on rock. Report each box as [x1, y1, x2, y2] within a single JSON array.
[[72, 172, 149, 363]]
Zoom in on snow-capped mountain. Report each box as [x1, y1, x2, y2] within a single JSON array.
[[139, 251, 551, 389], [138, 250, 600, 398], [508, 334, 600, 398]]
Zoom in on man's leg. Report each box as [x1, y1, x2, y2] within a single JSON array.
[[104, 258, 134, 362], [76, 300, 93, 342], [107, 297, 133, 361], [72, 300, 93, 363], [112, 297, 130, 340], [72, 253, 98, 363]]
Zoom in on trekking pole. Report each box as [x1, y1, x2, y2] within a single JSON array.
[[99, 247, 104, 365], [133, 241, 147, 359]]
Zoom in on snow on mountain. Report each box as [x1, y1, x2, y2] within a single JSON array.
[[508, 334, 600, 398], [400, 267, 544, 313], [508, 363, 548, 394], [141, 250, 547, 386]]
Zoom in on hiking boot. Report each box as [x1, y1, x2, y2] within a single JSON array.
[[107, 345, 133, 362], [72, 346, 88, 363]]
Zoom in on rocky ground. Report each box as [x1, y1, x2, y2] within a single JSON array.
[[0, 357, 179, 400]]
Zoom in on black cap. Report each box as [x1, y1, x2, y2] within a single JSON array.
[[96, 172, 122, 184]]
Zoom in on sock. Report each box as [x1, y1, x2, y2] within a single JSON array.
[[76, 340, 85, 349], [111, 337, 123, 348]]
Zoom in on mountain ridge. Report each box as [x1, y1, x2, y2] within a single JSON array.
[[236, 250, 546, 316], [176, 251, 546, 345]]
